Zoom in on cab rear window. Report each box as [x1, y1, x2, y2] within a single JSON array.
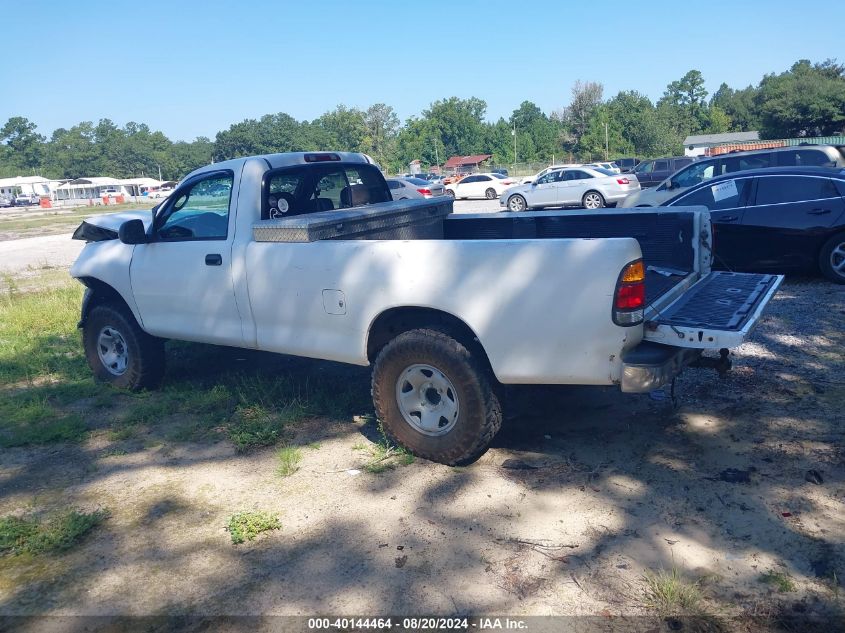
[[263, 163, 390, 219]]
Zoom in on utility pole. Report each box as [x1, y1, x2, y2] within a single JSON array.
[[512, 120, 517, 165], [158, 164, 163, 182], [605, 122, 609, 160], [433, 138, 439, 170]]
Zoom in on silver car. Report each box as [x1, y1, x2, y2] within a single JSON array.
[[386, 177, 446, 200], [501, 167, 640, 211]]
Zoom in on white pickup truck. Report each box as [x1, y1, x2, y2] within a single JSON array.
[[70, 151, 783, 465]]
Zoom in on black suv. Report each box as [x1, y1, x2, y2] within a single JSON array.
[[632, 156, 696, 188]]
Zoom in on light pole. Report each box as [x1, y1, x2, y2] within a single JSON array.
[[512, 120, 517, 166], [433, 138, 440, 171], [604, 121, 609, 160]]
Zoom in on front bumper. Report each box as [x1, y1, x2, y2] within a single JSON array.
[[620, 341, 702, 393]]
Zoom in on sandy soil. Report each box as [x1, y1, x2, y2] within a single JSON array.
[[0, 277, 842, 628]]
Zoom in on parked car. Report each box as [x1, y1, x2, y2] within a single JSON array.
[[0, 194, 14, 208], [148, 187, 174, 199], [584, 162, 621, 174], [502, 167, 640, 211], [70, 151, 781, 465], [445, 172, 517, 199], [386, 177, 447, 199], [492, 168, 509, 177], [613, 157, 641, 173], [665, 166, 845, 283], [520, 164, 581, 184], [631, 156, 696, 188], [623, 144, 845, 207], [100, 188, 128, 199], [14, 193, 40, 206]]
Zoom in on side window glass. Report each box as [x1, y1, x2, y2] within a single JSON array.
[[674, 162, 716, 187], [388, 181, 403, 190], [478, 176, 491, 182], [537, 173, 554, 184], [461, 176, 477, 184], [563, 171, 577, 181], [158, 173, 232, 240], [756, 176, 839, 205], [636, 162, 654, 174], [574, 170, 593, 179], [675, 179, 750, 210], [653, 160, 669, 171]]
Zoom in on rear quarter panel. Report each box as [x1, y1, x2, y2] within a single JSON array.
[[245, 237, 644, 385]]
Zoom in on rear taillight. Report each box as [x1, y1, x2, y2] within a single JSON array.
[[613, 260, 645, 326], [417, 188, 431, 195], [616, 177, 630, 185]]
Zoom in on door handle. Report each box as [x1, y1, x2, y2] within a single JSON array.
[[808, 209, 831, 215], [205, 254, 222, 266], [719, 215, 739, 222]]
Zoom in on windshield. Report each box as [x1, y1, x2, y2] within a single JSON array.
[[490, 173, 506, 179]]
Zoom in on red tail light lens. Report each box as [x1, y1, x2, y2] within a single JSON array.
[[417, 188, 431, 195], [615, 283, 645, 309], [613, 260, 645, 326], [616, 178, 630, 185]]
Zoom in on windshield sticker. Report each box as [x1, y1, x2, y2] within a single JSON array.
[[711, 180, 738, 202]]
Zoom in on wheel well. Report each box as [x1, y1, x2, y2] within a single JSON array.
[[367, 307, 492, 368], [79, 277, 134, 324]]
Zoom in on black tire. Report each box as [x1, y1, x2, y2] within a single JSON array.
[[582, 190, 605, 209], [445, 189, 455, 198], [83, 304, 165, 390], [819, 232, 845, 284], [371, 328, 502, 466], [507, 194, 527, 212], [485, 188, 497, 200]]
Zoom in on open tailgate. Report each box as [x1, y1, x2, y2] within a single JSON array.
[[643, 271, 783, 349]]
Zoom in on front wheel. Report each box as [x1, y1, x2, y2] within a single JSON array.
[[582, 191, 605, 210], [372, 329, 502, 465], [507, 194, 527, 212], [819, 232, 845, 284], [83, 304, 165, 390], [485, 188, 497, 199]]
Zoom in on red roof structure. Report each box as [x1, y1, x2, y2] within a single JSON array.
[[442, 154, 493, 169]]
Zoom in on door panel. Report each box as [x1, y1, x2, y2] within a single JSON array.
[[738, 176, 843, 271], [129, 171, 245, 345]]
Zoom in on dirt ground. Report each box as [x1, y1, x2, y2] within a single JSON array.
[[0, 271, 843, 629]]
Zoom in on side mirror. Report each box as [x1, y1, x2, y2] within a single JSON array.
[[119, 219, 148, 244]]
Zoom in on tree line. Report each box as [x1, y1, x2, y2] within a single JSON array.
[[1, 59, 843, 180]]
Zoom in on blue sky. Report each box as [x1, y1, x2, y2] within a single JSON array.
[[1, 0, 842, 141]]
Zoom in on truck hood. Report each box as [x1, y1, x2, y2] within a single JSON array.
[[72, 209, 153, 241]]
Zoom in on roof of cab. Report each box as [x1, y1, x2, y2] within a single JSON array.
[[184, 152, 374, 181]]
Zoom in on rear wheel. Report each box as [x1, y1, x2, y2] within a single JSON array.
[[485, 188, 497, 199], [83, 304, 165, 390], [445, 189, 455, 198], [582, 191, 605, 210], [372, 329, 502, 465], [819, 232, 845, 284], [507, 194, 527, 212]]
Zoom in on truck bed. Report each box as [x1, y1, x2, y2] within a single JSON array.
[[251, 202, 704, 308]]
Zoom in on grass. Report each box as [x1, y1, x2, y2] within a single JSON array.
[[0, 282, 373, 451], [643, 566, 703, 615], [226, 511, 281, 544], [361, 423, 414, 474], [759, 570, 796, 593], [0, 509, 108, 556], [0, 202, 152, 235], [276, 446, 302, 477]]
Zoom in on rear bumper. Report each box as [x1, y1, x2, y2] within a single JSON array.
[[621, 341, 702, 393]]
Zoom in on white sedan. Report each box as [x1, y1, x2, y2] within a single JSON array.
[[386, 177, 446, 200], [445, 172, 519, 200], [500, 167, 640, 211]]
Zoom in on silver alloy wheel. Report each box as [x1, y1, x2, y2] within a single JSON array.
[[485, 188, 497, 199], [97, 326, 129, 376], [395, 363, 460, 436], [508, 195, 526, 212], [831, 241, 845, 278], [583, 192, 603, 209]]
